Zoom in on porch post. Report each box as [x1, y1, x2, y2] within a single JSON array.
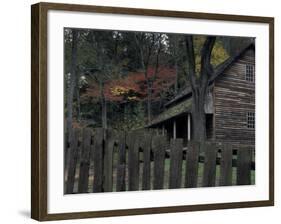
[[173, 119, 176, 139], [187, 113, 191, 141]]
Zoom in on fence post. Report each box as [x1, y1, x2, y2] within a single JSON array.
[[65, 129, 79, 194], [128, 131, 140, 191], [237, 147, 252, 185], [78, 128, 92, 193], [219, 143, 233, 186], [153, 135, 167, 190], [169, 138, 183, 189], [185, 142, 200, 188], [116, 132, 126, 191], [103, 129, 115, 192], [202, 142, 217, 187], [64, 131, 69, 176], [92, 128, 104, 192], [141, 133, 152, 190]]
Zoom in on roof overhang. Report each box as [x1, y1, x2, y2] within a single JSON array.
[[147, 98, 192, 127]]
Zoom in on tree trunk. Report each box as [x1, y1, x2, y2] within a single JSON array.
[[99, 80, 107, 129], [147, 36, 161, 124], [191, 88, 207, 142], [147, 81, 152, 123], [134, 33, 153, 124], [174, 61, 178, 94], [76, 76, 81, 122], [66, 29, 78, 137], [172, 36, 179, 94], [102, 99, 107, 129], [184, 36, 216, 143]]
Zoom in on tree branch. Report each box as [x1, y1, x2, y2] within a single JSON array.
[[201, 36, 216, 77], [152, 34, 162, 80], [134, 33, 146, 70], [211, 56, 234, 81], [199, 36, 216, 89], [185, 35, 196, 90]]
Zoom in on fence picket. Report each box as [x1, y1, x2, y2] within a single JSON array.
[[64, 132, 70, 175], [185, 142, 200, 188], [78, 128, 92, 193], [237, 148, 252, 185], [65, 128, 255, 193], [141, 133, 152, 190], [219, 144, 233, 186], [116, 132, 126, 191], [92, 128, 104, 192], [65, 129, 79, 194], [153, 136, 167, 189], [202, 142, 217, 187], [103, 129, 115, 192], [128, 132, 140, 191], [169, 139, 183, 189]]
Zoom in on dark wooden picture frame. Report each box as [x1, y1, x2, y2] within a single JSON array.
[[31, 2, 274, 221]]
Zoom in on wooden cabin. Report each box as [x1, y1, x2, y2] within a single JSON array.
[[147, 43, 255, 149]]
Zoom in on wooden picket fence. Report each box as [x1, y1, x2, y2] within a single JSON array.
[[64, 128, 255, 194]]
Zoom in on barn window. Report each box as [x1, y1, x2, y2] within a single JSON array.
[[245, 64, 255, 82], [247, 112, 255, 129]]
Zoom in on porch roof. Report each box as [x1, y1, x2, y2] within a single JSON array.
[[147, 98, 192, 127]]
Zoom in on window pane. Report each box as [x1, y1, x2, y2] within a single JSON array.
[[247, 112, 255, 129], [245, 64, 255, 82]]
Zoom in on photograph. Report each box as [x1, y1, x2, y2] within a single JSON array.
[[63, 28, 255, 194], [30, 2, 274, 220]]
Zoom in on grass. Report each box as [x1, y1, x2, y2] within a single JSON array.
[[151, 157, 254, 190], [160, 158, 255, 189]]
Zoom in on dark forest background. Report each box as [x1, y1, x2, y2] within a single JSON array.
[[64, 28, 252, 133]]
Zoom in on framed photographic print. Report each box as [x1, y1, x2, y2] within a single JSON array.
[[31, 2, 274, 221]]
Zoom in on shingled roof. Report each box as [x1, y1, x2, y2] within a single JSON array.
[[147, 97, 192, 127], [147, 43, 255, 127]]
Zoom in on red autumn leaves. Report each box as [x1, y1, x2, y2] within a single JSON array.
[[85, 66, 176, 103]]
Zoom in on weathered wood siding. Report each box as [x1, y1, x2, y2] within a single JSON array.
[[213, 48, 255, 147]]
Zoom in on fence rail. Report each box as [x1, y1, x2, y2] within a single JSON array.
[[64, 128, 255, 194]]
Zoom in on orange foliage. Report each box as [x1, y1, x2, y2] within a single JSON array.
[[84, 66, 176, 103]]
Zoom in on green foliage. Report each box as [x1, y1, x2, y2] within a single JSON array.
[[111, 103, 146, 131], [193, 36, 229, 74], [211, 40, 230, 67]]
